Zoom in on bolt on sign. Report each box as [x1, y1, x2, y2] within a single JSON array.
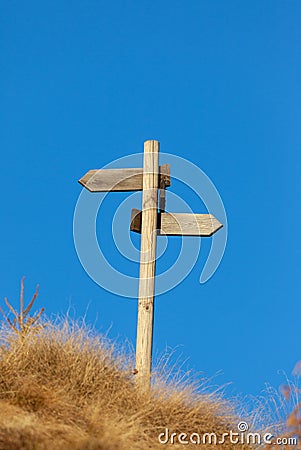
[[79, 140, 223, 393]]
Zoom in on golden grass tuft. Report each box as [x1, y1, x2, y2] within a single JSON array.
[[0, 318, 261, 450]]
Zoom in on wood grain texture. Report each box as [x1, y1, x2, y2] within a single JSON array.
[[135, 140, 159, 393], [159, 164, 169, 212], [79, 165, 170, 192], [130, 210, 223, 236], [130, 208, 142, 233], [160, 212, 223, 236]]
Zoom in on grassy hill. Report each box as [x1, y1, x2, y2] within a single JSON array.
[[0, 319, 267, 450], [0, 279, 299, 449]]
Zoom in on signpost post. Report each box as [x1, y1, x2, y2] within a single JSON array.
[[79, 140, 223, 393]]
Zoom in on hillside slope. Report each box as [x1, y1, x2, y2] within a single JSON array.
[[0, 321, 265, 449]]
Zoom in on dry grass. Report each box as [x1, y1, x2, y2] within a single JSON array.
[[0, 277, 45, 339], [0, 318, 260, 450], [0, 280, 299, 449]]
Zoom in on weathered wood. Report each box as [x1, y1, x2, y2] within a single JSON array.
[[135, 140, 159, 392], [159, 164, 170, 188], [159, 188, 166, 212], [130, 208, 142, 233], [159, 163, 169, 212], [77, 139, 225, 398], [160, 213, 223, 236], [79, 165, 170, 192], [131, 210, 223, 236]]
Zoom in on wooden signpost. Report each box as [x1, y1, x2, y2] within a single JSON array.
[[79, 140, 223, 393]]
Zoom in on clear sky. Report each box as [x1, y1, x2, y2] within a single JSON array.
[[1, 0, 300, 397]]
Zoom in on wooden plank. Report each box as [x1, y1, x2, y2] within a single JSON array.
[[135, 140, 159, 393], [130, 210, 223, 236], [79, 168, 143, 192], [159, 164, 170, 188], [161, 213, 223, 236], [79, 165, 170, 192], [159, 163, 169, 212], [159, 188, 166, 212], [130, 208, 142, 233]]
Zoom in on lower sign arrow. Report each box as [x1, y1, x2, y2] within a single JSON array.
[[130, 208, 223, 237]]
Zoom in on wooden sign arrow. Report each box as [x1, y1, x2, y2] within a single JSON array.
[[79, 164, 170, 192], [130, 208, 223, 236]]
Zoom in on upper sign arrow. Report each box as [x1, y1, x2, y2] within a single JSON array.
[[79, 164, 170, 192]]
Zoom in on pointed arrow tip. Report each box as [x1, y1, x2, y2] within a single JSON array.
[[210, 215, 223, 236], [78, 177, 93, 192]]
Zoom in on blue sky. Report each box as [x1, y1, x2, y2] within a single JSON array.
[[1, 1, 300, 397]]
